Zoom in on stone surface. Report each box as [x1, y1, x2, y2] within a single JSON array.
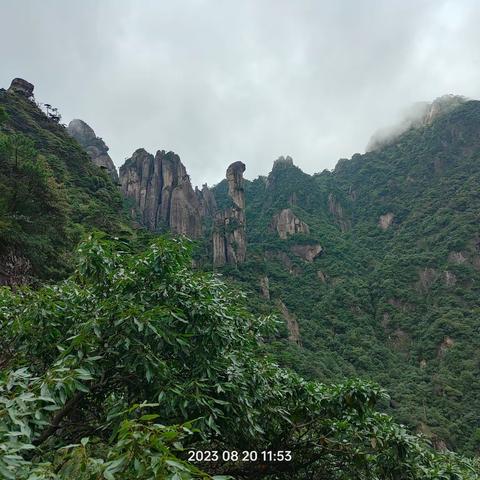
[[277, 300, 301, 345], [448, 251, 467, 264], [259, 275, 270, 300], [379, 212, 394, 230], [119, 149, 203, 237], [196, 184, 217, 217], [444, 271, 457, 287], [328, 193, 350, 232], [273, 155, 294, 169], [68, 119, 119, 182], [213, 162, 247, 266], [271, 208, 309, 239], [8, 78, 34, 98], [437, 336, 455, 357], [290, 244, 323, 262]]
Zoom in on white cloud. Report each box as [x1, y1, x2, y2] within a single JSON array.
[[1, 0, 480, 186]]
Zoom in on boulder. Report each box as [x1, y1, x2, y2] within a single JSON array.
[[8, 78, 34, 98]]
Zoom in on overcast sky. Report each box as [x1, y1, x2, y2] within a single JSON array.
[[2, 0, 480, 186]]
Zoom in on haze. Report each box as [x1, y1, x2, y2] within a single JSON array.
[[1, 0, 480, 186]]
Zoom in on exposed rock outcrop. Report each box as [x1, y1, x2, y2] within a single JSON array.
[[196, 184, 217, 217], [328, 193, 350, 232], [259, 275, 270, 300], [271, 208, 309, 239], [68, 119, 119, 182], [444, 271, 457, 287], [438, 336, 455, 357], [277, 300, 301, 345], [8, 78, 34, 98], [273, 155, 294, 169], [291, 244, 323, 262], [448, 251, 467, 264], [379, 212, 394, 230], [120, 149, 203, 237], [213, 162, 247, 266]]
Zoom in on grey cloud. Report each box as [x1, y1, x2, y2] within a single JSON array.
[[1, 0, 480, 186]]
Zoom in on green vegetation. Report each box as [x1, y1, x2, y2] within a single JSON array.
[[212, 100, 480, 456], [1, 234, 478, 479], [0, 89, 129, 281]]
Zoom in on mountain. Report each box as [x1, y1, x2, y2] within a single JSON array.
[[0, 79, 129, 283], [1, 77, 479, 461], [99, 92, 480, 453], [208, 97, 480, 454]]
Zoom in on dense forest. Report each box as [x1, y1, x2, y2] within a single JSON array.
[[210, 98, 480, 457], [1, 80, 479, 479]]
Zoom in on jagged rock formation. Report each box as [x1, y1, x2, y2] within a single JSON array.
[[378, 212, 394, 230], [7, 78, 34, 98], [212, 161, 247, 266], [67, 119, 119, 182], [196, 184, 217, 217], [273, 155, 294, 168], [271, 208, 309, 239], [327, 193, 350, 232], [277, 300, 301, 345], [119, 149, 203, 237], [259, 275, 270, 300]]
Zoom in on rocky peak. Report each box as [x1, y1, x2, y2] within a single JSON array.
[[273, 155, 294, 169], [8, 78, 34, 98], [119, 149, 202, 238], [212, 162, 247, 267], [67, 119, 119, 182], [226, 161, 246, 209], [196, 183, 217, 217]]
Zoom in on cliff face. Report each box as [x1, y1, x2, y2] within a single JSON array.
[[271, 208, 309, 239], [67, 119, 119, 182], [213, 161, 247, 266], [119, 149, 203, 237]]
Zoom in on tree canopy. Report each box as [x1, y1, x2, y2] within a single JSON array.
[[1, 235, 478, 479]]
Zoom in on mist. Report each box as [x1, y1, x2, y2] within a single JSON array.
[[1, 0, 480, 186]]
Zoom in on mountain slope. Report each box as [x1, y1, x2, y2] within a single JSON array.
[[211, 99, 480, 454], [0, 79, 130, 282]]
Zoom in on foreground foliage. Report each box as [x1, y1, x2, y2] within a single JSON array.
[[0, 235, 478, 479]]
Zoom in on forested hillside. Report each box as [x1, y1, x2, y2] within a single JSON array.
[[0, 79, 129, 283], [211, 98, 480, 455], [1, 78, 479, 478]]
